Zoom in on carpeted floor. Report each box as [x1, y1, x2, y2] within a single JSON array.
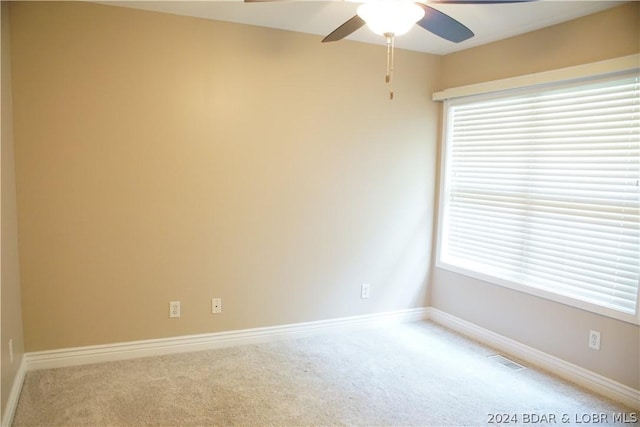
[[12, 321, 638, 426]]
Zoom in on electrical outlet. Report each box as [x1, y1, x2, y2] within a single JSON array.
[[9, 339, 13, 364], [588, 329, 601, 350], [169, 301, 181, 318], [361, 283, 370, 299], [212, 298, 222, 314]]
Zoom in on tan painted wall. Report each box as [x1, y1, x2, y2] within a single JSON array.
[[1, 1, 25, 417], [440, 2, 640, 89], [433, 2, 640, 390], [10, 2, 439, 351]]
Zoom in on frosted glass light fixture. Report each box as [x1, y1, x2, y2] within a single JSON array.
[[357, 1, 425, 36]]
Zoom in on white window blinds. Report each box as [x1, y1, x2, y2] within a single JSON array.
[[439, 72, 640, 321]]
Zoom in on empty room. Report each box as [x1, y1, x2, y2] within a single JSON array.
[[1, 0, 639, 425]]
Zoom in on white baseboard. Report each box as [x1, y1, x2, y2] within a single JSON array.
[[3, 307, 425, 422], [428, 308, 640, 410], [9, 306, 638, 422], [25, 307, 428, 371], [1, 355, 26, 427]]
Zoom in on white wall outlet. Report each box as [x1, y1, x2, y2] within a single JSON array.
[[9, 338, 14, 364], [588, 329, 601, 350], [212, 298, 222, 314], [169, 301, 181, 318], [361, 283, 370, 299]]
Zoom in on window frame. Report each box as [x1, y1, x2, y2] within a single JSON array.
[[435, 68, 640, 326]]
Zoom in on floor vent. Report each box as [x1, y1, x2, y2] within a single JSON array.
[[488, 354, 525, 372]]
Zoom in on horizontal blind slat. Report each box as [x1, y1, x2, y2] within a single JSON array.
[[442, 73, 640, 317]]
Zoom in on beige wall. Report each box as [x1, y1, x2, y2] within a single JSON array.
[[10, 2, 439, 351], [1, 1, 25, 417], [440, 3, 640, 88], [433, 2, 640, 390]]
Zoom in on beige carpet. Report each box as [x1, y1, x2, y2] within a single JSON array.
[[12, 321, 637, 426]]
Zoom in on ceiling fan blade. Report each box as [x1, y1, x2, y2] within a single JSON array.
[[416, 3, 474, 43], [322, 15, 366, 43]]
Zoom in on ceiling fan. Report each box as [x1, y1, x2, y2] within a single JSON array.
[[246, 0, 532, 99]]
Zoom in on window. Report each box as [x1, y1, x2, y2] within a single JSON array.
[[437, 71, 640, 324]]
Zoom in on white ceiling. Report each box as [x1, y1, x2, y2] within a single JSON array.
[[101, 1, 625, 54]]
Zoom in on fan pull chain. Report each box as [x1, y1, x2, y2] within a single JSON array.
[[384, 33, 395, 100]]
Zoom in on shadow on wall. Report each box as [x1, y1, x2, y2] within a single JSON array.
[[378, 206, 431, 309]]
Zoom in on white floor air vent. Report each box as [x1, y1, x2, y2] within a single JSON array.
[[488, 354, 525, 372]]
